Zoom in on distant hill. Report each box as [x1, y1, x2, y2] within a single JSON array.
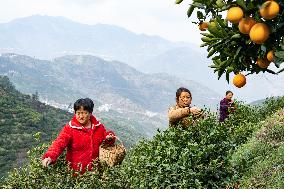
[[138, 47, 216, 89], [0, 15, 183, 68], [249, 96, 282, 106], [0, 53, 221, 109], [0, 53, 222, 137], [0, 76, 145, 180], [249, 99, 267, 106]]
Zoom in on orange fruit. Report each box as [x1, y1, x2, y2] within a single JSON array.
[[267, 50, 274, 62], [257, 58, 270, 68], [233, 73, 246, 88], [238, 17, 256, 34], [249, 23, 270, 44], [227, 7, 244, 23], [260, 1, 280, 20], [199, 22, 209, 31]]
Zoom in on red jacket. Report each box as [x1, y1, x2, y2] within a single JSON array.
[[42, 114, 115, 173]]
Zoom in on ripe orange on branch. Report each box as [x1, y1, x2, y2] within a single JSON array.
[[238, 17, 256, 34], [177, 0, 284, 86], [199, 22, 208, 31], [233, 74, 246, 88], [260, 1, 280, 20], [226, 7, 244, 23], [249, 23, 270, 44], [257, 58, 270, 69], [267, 50, 275, 62]]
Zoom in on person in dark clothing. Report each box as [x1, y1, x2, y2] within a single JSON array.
[[219, 91, 236, 122]]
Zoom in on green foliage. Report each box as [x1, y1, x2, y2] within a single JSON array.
[[229, 109, 284, 188], [3, 96, 284, 188], [240, 145, 284, 189], [117, 116, 232, 188], [1, 143, 106, 189], [176, 0, 284, 80], [112, 99, 284, 188]]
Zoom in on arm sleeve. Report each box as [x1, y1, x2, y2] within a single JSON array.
[[168, 106, 190, 123], [42, 125, 72, 163], [220, 100, 229, 111]]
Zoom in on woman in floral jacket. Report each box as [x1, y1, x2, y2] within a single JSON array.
[[168, 87, 203, 128]]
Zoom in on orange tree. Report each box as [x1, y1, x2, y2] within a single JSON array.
[[175, 0, 284, 87]]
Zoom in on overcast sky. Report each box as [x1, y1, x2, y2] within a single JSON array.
[[1, 1, 283, 101], [0, 0, 201, 44]]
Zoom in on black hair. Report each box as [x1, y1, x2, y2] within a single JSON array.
[[226, 91, 233, 95], [176, 87, 192, 102], [74, 98, 94, 113]]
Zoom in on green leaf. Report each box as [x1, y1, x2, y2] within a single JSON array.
[[280, 44, 284, 50], [236, 0, 247, 10], [218, 68, 225, 79], [187, 5, 195, 17], [227, 66, 234, 73], [207, 49, 217, 58], [231, 34, 241, 39], [234, 47, 242, 61], [226, 72, 230, 83], [201, 37, 218, 42], [175, 0, 183, 4], [219, 59, 229, 69], [209, 65, 218, 68], [201, 33, 214, 38], [275, 51, 284, 59], [213, 59, 222, 66], [208, 20, 225, 38], [215, 16, 227, 28], [216, 0, 225, 8], [200, 43, 208, 47], [197, 11, 204, 20]]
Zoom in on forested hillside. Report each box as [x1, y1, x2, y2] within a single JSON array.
[[0, 76, 143, 181], [0, 76, 71, 180]]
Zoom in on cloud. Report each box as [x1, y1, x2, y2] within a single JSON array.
[[60, 0, 110, 6]]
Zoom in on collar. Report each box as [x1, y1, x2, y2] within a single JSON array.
[[68, 114, 102, 130]]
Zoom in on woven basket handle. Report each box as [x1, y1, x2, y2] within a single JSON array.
[[103, 136, 125, 148]]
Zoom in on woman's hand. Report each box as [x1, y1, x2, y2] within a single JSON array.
[[190, 107, 202, 115], [229, 100, 234, 105], [106, 133, 115, 141], [42, 157, 52, 167]]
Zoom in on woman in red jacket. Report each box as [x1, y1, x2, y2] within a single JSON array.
[[42, 98, 115, 174]]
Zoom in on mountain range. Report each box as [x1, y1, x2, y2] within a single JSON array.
[[0, 15, 283, 102], [0, 53, 222, 136]]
